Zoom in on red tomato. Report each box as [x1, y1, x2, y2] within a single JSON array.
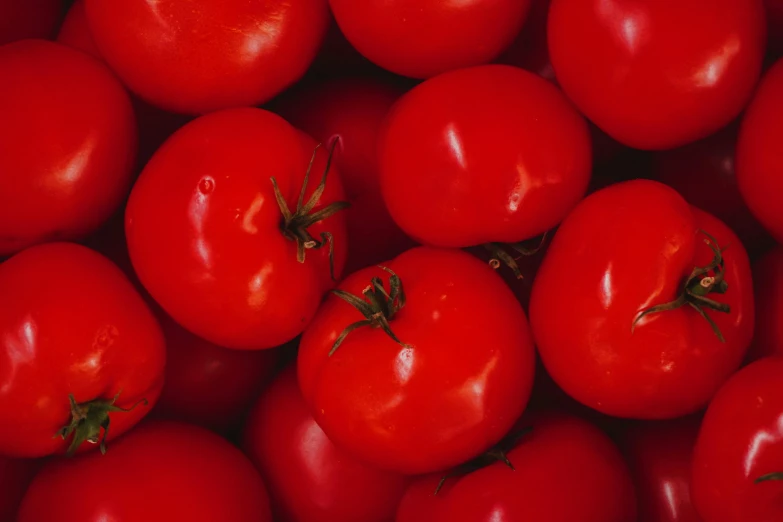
[[530, 180, 754, 419], [396, 413, 637, 522], [329, 0, 532, 79], [0, 40, 136, 257], [691, 357, 783, 522], [548, 0, 767, 150], [0, 0, 63, 45], [298, 247, 536, 475], [379, 65, 591, 248], [747, 246, 783, 361], [126, 108, 348, 350], [0, 457, 40, 522], [17, 421, 272, 522], [497, 0, 554, 83], [0, 243, 165, 457], [243, 367, 408, 522], [57, 0, 101, 59], [84, 0, 329, 115]]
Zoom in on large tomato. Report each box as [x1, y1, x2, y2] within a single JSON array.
[[126, 108, 348, 350], [298, 247, 535, 475], [691, 357, 783, 522], [0, 457, 40, 521], [0, 0, 63, 45], [548, 0, 766, 150], [0, 243, 165, 457], [17, 421, 272, 522], [379, 65, 591, 249], [747, 246, 783, 361], [84, 0, 329, 115], [0, 40, 136, 257], [530, 180, 754, 419]]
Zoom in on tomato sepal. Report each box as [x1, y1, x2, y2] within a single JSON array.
[[482, 234, 548, 279], [755, 472, 783, 484]]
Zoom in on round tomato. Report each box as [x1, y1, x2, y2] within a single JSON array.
[[0, 40, 136, 257], [0, 457, 40, 522], [379, 65, 591, 249], [0, 242, 165, 457], [548, 0, 766, 150], [746, 246, 783, 361], [84, 0, 329, 115], [17, 421, 272, 522], [530, 179, 754, 419], [691, 357, 783, 522], [0, 0, 63, 45], [298, 247, 535, 475]]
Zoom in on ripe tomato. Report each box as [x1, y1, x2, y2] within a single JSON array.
[[691, 357, 783, 522], [396, 413, 637, 522], [746, 246, 783, 361], [0, 457, 40, 522], [0, 40, 136, 257], [298, 247, 535, 475], [379, 65, 591, 249], [243, 367, 408, 522], [0, 243, 165, 457], [530, 180, 754, 419], [0, 0, 63, 45], [57, 0, 100, 59], [84, 0, 329, 115], [126, 108, 348, 350], [548, 0, 767, 150], [17, 421, 272, 522]]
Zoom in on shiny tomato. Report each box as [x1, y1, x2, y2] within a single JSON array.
[[746, 246, 783, 361], [530, 180, 754, 419], [0, 40, 136, 257], [0, 243, 165, 457], [17, 421, 272, 522], [243, 367, 408, 522], [84, 0, 329, 114], [57, 0, 101, 59], [0, 457, 40, 522], [691, 357, 783, 522], [298, 247, 535, 475], [548, 0, 767, 150], [379, 65, 591, 248], [0, 0, 63, 45]]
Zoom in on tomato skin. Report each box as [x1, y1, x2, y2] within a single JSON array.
[[0, 457, 41, 521], [17, 421, 272, 522], [396, 413, 637, 522], [0, 40, 137, 257], [548, 0, 766, 150], [0, 243, 165, 457], [530, 180, 754, 419], [379, 65, 591, 248], [691, 357, 783, 522], [0, 0, 63, 45]]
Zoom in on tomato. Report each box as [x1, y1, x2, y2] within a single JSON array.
[[396, 412, 637, 522], [530, 180, 754, 419], [0, 457, 41, 521], [497, 0, 554, 83], [17, 421, 272, 522], [379, 65, 591, 249], [0, 243, 165, 457], [57, 0, 100, 59], [84, 0, 329, 115], [691, 357, 783, 522], [297, 246, 535, 475], [0, 0, 63, 45], [746, 246, 783, 361], [242, 367, 408, 522], [126, 108, 348, 350], [0, 40, 136, 257], [548, 0, 767, 150]]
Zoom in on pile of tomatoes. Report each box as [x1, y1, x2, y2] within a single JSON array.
[[2, 1, 783, 521]]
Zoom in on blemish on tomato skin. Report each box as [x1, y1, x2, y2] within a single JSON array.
[[93, 325, 119, 350]]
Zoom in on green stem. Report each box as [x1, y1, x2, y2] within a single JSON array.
[[755, 472, 783, 484], [481, 234, 548, 280]]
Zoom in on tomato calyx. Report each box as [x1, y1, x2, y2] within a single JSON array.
[[56, 391, 148, 457], [481, 234, 547, 279], [329, 266, 410, 356], [271, 138, 350, 280], [632, 231, 731, 342], [755, 473, 783, 483]]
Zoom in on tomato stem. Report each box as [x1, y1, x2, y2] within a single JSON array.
[[755, 472, 783, 483], [481, 234, 548, 280]]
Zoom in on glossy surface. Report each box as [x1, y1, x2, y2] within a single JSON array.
[[530, 180, 754, 419], [84, 0, 329, 114], [747, 246, 783, 361], [329, 0, 532, 78], [0, 243, 165, 457], [126, 108, 347, 350], [18, 421, 272, 522], [548, 0, 766, 149], [243, 367, 408, 522], [0, 40, 137, 256], [0, 457, 40, 522], [396, 413, 637, 522], [298, 247, 536, 475], [691, 357, 783, 522], [0, 0, 62, 45], [379, 65, 591, 248]]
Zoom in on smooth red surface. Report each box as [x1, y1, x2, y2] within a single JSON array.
[[530, 180, 754, 419], [747, 246, 783, 361], [0, 243, 165, 457], [0, 40, 137, 257], [379, 65, 591, 248], [17, 421, 272, 522], [0, 457, 40, 522], [0, 0, 63, 45], [298, 247, 536, 475], [691, 357, 783, 522], [57, 0, 101, 59], [548, 0, 767, 150]]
